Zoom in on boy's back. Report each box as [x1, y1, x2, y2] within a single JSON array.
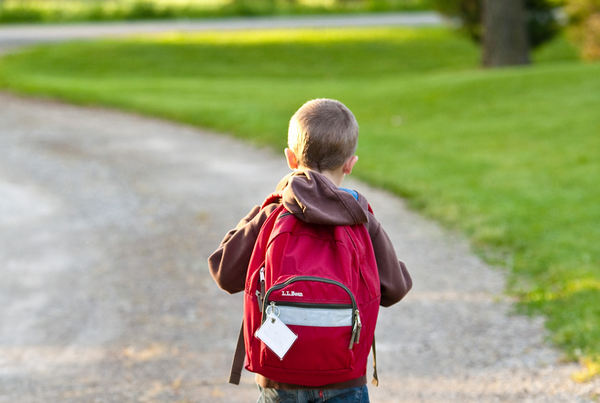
[[208, 99, 412, 402]]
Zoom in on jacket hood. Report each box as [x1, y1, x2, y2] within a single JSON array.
[[275, 170, 369, 226]]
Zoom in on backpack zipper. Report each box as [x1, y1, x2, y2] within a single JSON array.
[[272, 301, 352, 310], [262, 276, 357, 314]]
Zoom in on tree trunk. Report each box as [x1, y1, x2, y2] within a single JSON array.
[[482, 0, 530, 67]]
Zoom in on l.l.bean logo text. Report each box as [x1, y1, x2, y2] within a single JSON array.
[[281, 290, 303, 297]]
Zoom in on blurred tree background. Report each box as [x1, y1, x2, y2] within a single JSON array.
[[433, 0, 562, 49], [433, 0, 561, 66], [433, 0, 600, 62]]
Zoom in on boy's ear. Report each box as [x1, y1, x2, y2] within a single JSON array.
[[342, 155, 359, 175], [284, 148, 299, 170]]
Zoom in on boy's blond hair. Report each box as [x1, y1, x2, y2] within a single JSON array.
[[288, 99, 358, 172]]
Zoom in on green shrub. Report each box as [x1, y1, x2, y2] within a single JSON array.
[[565, 0, 600, 60], [0, 4, 46, 23]]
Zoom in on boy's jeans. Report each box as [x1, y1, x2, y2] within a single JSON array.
[[257, 385, 369, 403]]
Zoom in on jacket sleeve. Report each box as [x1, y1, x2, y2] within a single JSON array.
[[207, 204, 277, 294], [366, 214, 413, 307]]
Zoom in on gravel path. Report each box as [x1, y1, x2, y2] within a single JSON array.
[[1, 14, 600, 403], [2, 93, 599, 403]]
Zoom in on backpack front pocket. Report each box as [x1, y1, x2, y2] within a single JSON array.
[[259, 302, 355, 372], [258, 277, 360, 373]]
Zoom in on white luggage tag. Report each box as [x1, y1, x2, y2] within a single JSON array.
[[255, 304, 298, 360]]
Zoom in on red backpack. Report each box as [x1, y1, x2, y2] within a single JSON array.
[[229, 192, 381, 387]]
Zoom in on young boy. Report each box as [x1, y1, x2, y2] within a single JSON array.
[[208, 98, 412, 403]]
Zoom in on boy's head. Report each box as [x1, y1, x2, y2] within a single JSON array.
[[287, 99, 358, 172]]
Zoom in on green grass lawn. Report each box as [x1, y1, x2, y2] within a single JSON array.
[[1, 27, 599, 374]]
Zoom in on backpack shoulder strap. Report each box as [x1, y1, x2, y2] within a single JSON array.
[[371, 336, 379, 386], [261, 191, 283, 209], [229, 321, 246, 385]]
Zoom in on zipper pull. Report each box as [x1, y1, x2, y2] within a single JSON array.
[[257, 267, 266, 312], [267, 302, 279, 323], [260, 267, 266, 302], [256, 290, 262, 312], [349, 320, 357, 349], [349, 310, 362, 349], [355, 310, 362, 344]]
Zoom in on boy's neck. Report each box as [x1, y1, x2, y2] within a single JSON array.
[[300, 167, 345, 187]]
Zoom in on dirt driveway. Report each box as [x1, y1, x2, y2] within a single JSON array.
[[1, 15, 599, 403]]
